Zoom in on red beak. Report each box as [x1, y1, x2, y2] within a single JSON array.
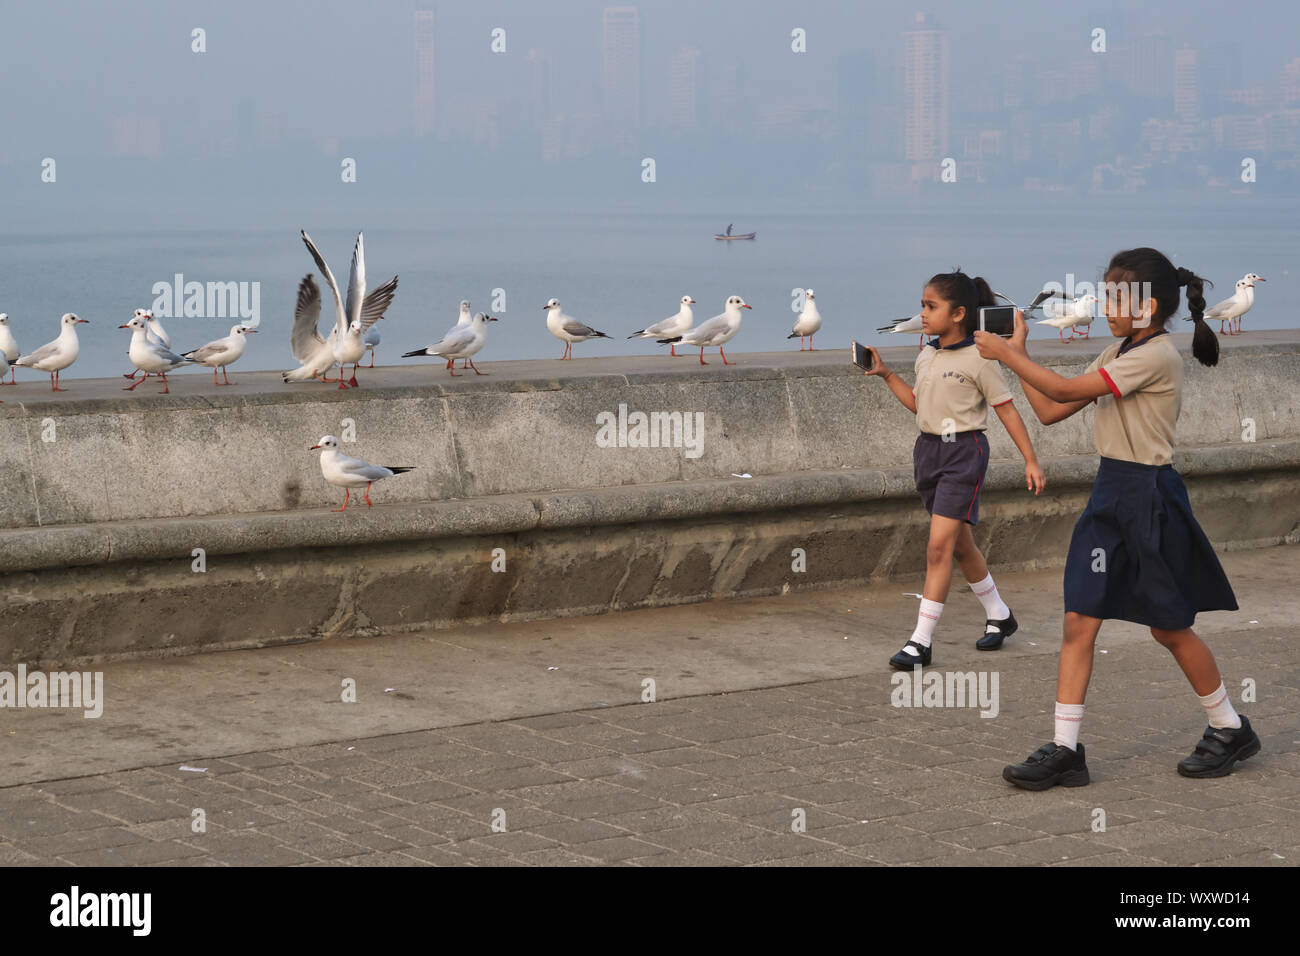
[[310, 444, 321, 450], [246, 329, 259, 333], [118, 324, 130, 329], [741, 304, 752, 309]]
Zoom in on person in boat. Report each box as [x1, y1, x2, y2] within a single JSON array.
[[726, 224, 733, 236]]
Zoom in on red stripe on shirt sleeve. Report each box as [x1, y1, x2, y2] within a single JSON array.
[[1098, 367, 1121, 399], [991, 398, 1013, 407]]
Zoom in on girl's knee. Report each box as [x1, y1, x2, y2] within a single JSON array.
[[1062, 612, 1099, 648], [1150, 626, 1193, 648], [926, 539, 955, 566]]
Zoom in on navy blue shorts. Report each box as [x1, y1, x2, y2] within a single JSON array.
[[913, 430, 989, 525], [1064, 457, 1238, 630]]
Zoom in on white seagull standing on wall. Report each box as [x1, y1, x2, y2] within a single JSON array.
[[119, 312, 198, 393], [660, 295, 750, 365], [284, 231, 397, 388], [311, 436, 415, 512], [628, 295, 695, 356], [0, 314, 19, 385], [183, 323, 258, 385], [1204, 274, 1263, 336], [544, 298, 611, 360], [787, 289, 822, 350], [13, 313, 88, 391]]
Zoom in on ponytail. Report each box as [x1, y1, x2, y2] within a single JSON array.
[[1106, 248, 1219, 368], [927, 268, 997, 337], [1177, 266, 1219, 368]]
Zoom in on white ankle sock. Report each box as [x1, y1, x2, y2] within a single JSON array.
[[905, 599, 944, 654], [970, 573, 1011, 631], [1053, 702, 1085, 751], [1198, 682, 1242, 730]]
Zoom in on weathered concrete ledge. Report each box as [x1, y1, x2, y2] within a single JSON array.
[[2, 439, 1298, 575], [2, 334, 1298, 666]]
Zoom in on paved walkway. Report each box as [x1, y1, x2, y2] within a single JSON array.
[[1, 547, 1296, 866]]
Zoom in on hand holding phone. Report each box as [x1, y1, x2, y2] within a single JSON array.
[[979, 305, 1016, 337], [851, 340, 874, 370]]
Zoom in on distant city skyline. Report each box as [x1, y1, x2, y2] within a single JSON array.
[[3, 1, 1300, 204]]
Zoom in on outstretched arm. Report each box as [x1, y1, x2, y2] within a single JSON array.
[[973, 312, 1107, 424], [994, 401, 1046, 494], [862, 346, 918, 414]]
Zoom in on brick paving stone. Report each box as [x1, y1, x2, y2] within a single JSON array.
[[528, 820, 629, 845], [703, 833, 827, 863], [2, 583, 1294, 867], [60, 840, 207, 866]]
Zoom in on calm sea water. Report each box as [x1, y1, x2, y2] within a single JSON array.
[[1, 194, 1295, 380]]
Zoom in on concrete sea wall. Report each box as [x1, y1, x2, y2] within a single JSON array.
[[2, 334, 1297, 665]]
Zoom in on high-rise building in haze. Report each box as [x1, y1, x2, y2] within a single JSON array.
[[602, 7, 641, 150], [1283, 58, 1300, 106], [1128, 34, 1173, 99], [668, 46, 699, 130], [527, 49, 552, 130], [1174, 45, 1199, 121], [902, 12, 949, 163], [413, 9, 436, 138]]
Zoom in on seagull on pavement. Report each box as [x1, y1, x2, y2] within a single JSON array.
[[311, 435, 414, 511]]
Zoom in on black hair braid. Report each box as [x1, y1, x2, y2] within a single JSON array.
[[1177, 266, 1219, 367]]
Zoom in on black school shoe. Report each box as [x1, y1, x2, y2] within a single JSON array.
[[1003, 742, 1090, 790], [1177, 715, 1261, 778], [888, 641, 932, 670], [977, 609, 1017, 651]]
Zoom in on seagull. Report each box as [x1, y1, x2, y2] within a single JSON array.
[[1204, 277, 1261, 337], [629, 296, 695, 356], [362, 326, 381, 367], [183, 324, 258, 385], [402, 311, 498, 375], [444, 300, 473, 367], [1207, 274, 1265, 336], [14, 313, 88, 391], [310, 435, 414, 511], [123, 309, 174, 379], [120, 312, 198, 392], [544, 298, 610, 359], [877, 313, 925, 349], [1035, 294, 1098, 342], [787, 289, 822, 350], [284, 231, 398, 388], [0, 314, 19, 385], [660, 295, 750, 365]]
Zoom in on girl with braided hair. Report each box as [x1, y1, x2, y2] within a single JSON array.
[[973, 247, 1259, 790]]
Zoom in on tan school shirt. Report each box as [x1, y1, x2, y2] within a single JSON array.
[[1085, 330, 1182, 466], [913, 336, 1013, 435]]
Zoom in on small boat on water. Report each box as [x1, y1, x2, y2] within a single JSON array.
[[714, 224, 756, 241]]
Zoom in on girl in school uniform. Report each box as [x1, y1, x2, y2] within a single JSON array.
[[865, 270, 1046, 671], [974, 247, 1259, 788]]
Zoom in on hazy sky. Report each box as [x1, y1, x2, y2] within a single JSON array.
[[1, 0, 1295, 160]]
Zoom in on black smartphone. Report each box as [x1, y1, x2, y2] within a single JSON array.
[[979, 305, 1016, 337], [851, 340, 873, 370]]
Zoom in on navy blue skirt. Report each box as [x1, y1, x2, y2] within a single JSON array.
[[1063, 457, 1237, 629]]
